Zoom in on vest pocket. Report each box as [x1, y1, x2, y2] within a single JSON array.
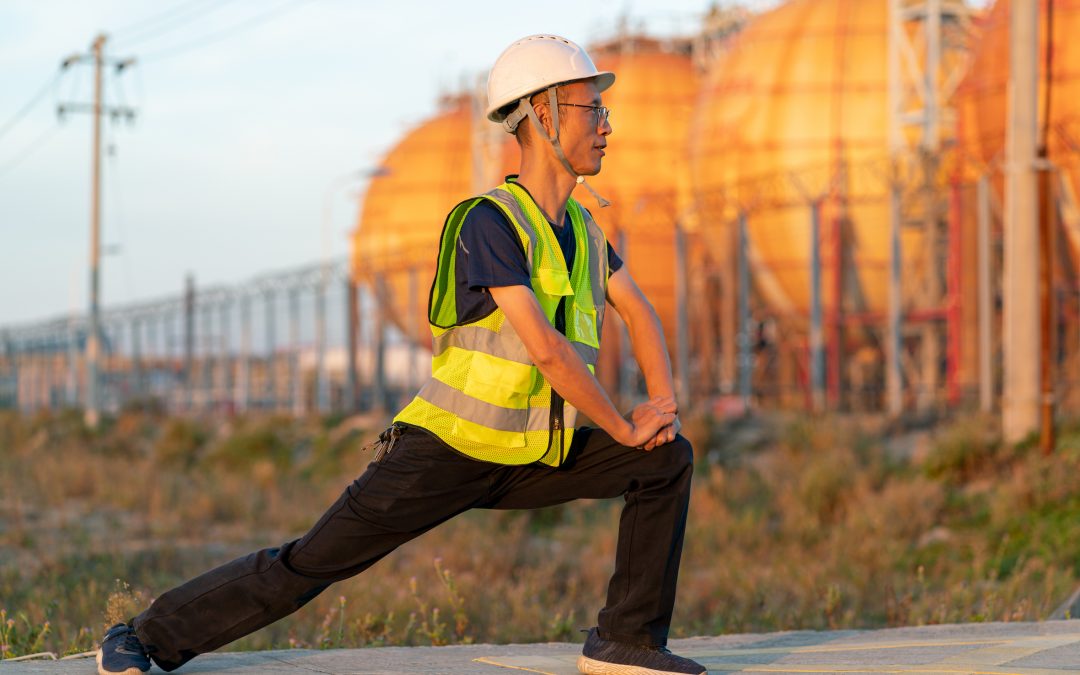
[[536, 267, 573, 297], [570, 302, 600, 349], [461, 352, 534, 407]]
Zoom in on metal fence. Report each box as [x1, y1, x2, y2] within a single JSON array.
[[0, 259, 430, 417]]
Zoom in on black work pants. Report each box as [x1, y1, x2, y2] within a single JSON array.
[[133, 425, 694, 671]]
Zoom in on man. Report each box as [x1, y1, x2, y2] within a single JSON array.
[[97, 34, 704, 675]]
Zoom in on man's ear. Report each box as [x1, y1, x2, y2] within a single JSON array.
[[531, 101, 555, 140]]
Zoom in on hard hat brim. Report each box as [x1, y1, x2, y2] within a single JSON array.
[[487, 71, 616, 123]]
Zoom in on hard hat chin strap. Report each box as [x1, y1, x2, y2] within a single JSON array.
[[518, 86, 610, 209]]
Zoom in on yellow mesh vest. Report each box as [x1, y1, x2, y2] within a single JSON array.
[[394, 181, 608, 466]]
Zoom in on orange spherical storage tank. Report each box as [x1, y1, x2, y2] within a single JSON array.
[[572, 37, 699, 353], [690, 0, 923, 320], [957, 0, 1080, 259], [351, 95, 516, 349]]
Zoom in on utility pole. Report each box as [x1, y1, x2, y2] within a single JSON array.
[[1002, 1, 1040, 444], [58, 34, 136, 428]]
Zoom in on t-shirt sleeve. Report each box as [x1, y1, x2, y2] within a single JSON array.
[[607, 241, 623, 277], [458, 201, 531, 291]]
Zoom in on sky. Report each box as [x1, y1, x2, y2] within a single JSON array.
[[0, 0, 743, 327], [0, 0, 991, 327]]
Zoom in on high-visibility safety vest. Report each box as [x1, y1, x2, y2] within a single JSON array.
[[394, 180, 609, 466]]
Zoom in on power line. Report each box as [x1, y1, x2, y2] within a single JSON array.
[[0, 72, 62, 145], [0, 124, 62, 180], [113, 0, 240, 49], [110, 0, 222, 42], [139, 0, 317, 62]]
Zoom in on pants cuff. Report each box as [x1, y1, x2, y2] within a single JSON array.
[[596, 627, 667, 648]]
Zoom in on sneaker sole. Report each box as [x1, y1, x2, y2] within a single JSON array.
[[96, 648, 149, 675], [577, 654, 706, 675]]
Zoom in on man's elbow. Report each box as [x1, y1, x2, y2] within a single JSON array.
[[529, 332, 569, 369]]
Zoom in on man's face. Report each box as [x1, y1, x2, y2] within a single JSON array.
[[546, 79, 612, 176]]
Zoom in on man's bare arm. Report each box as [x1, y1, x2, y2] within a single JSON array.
[[487, 284, 674, 448], [606, 267, 680, 449]]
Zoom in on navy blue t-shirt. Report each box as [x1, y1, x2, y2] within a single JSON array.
[[454, 200, 623, 325]]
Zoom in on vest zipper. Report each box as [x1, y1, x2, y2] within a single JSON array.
[[547, 297, 568, 463]]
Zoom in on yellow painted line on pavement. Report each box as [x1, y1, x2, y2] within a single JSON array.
[[474, 656, 560, 674], [475, 632, 1080, 675], [931, 635, 1080, 667], [735, 666, 1028, 674], [690, 632, 1080, 658], [686, 639, 1002, 659]]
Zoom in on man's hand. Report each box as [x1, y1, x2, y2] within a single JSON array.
[[618, 396, 677, 449], [643, 416, 681, 451]]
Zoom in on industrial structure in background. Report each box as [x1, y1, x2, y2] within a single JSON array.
[[1, 0, 1073, 445]]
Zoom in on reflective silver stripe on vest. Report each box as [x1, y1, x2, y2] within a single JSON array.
[[433, 325, 532, 365], [581, 209, 608, 332], [571, 341, 599, 364], [564, 402, 579, 433], [418, 377, 550, 433], [484, 189, 537, 268]]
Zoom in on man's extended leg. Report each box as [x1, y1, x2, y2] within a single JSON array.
[[128, 427, 494, 672], [482, 428, 694, 647]]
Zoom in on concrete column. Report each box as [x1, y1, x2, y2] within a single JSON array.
[[1002, 0, 1040, 442], [888, 184, 904, 415], [66, 321, 79, 406], [345, 278, 360, 413], [720, 222, 737, 394], [977, 176, 994, 413], [183, 275, 195, 411], [737, 211, 752, 411], [131, 317, 143, 400], [288, 286, 303, 416], [407, 266, 420, 394], [240, 295, 252, 412], [264, 289, 277, 411], [373, 274, 387, 411], [674, 220, 691, 408], [147, 314, 160, 402], [219, 300, 232, 413], [315, 275, 329, 414], [810, 201, 826, 411], [201, 304, 213, 412]]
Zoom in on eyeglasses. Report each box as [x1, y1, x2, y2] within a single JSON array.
[[557, 103, 611, 127]]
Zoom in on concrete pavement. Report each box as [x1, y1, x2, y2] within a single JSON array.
[[3, 620, 1079, 674]]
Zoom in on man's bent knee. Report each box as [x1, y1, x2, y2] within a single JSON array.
[[638, 434, 693, 479], [667, 434, 694, 473]]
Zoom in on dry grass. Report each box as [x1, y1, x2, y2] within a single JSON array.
[[1, 407, 1079, 659]]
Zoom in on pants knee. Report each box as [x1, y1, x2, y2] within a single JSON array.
[[641, 434, 693, 481], [667, 434, 694, 473]]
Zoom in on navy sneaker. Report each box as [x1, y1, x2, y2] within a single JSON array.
[[97, 623, 151, 675], [578, 627, 706, 675]]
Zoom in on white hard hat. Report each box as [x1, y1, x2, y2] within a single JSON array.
[[486, 34, 615, 124]]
